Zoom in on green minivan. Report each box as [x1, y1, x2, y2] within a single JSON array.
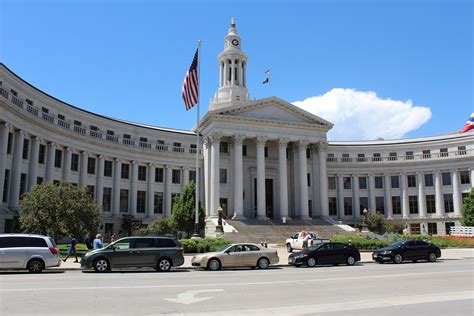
[[80, 236, 184, 272]]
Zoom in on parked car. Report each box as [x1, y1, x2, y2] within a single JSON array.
[[288, 242, 360, 267], [286, 232, 330, 252], [372, 240, 441, 264], [0, 234, 61, 273], [80, 236, 184, 272], [191, 243, 279, 271]]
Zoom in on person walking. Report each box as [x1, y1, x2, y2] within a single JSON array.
[[63, 236, 78, 262], [303, 232, 311, 250], [93, 234, 103, 250], [110, 233, 116, 243]]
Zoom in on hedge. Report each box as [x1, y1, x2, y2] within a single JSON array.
[[179, 238, 233, 253]]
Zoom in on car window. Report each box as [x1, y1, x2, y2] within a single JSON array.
[[243, 245, 260, 251], [115, 239, 133, 250], [332, 243, 345, 250], [156, 238, 177, 248], [416, 241, 429, 247], [26, 237, 48, 248], [134, 238, 156, 248], [319, 243, 332, 250], [0, 237, 29, 248], [405, 241, 416, 247], [293, 233, 299, 239], [48, 238, 57, 247], [229, 245, 243, 252]]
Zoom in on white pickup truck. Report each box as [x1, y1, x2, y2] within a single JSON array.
[[285, 232, 330, 253]]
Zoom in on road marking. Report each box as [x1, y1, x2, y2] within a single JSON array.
[[0, 269, 471, 292], [163, 289, 224, 305]]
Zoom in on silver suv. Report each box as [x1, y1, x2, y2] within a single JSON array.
[[0, 234, 61, 273]]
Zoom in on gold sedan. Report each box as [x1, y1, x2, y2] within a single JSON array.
[[191, 243, 279, 271]]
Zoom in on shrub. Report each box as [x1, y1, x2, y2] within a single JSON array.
[[179, 238, 233, 253], [384, 220, 405, 234], [365, 212, 385, 234], [461, 188, 474, 226]]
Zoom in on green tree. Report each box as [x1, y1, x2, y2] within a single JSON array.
[[365, 212, 385, 234], [19, 182, 100, 240], [171, 181, 205, 238], [137, 217, 175, 236], [461, 188, 474, 226], [119, 214, 143, 236]]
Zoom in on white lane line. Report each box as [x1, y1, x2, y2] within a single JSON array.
[[0, 269, 471, 293]]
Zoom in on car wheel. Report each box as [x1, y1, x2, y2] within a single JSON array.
[[93, 258, 110, 273], [393, 254, 403, 264], [286, 243, 293, 253], [307, 257, 317, 268], [412, 260, 418, 263], [428, 252, 437, 262], [27, 259, 44, 273], [157, 258, 172, 272], [207, 258, 221, 271], [257, 258, 270, 269], [346, 256, 356, 266]]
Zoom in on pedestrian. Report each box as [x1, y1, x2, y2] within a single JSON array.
[[63, 236, 78, 262], [110, 233, 116, 243], [85, 236, 93, 250], [93, 234, 103, 250], [303, 233, 311, 250]]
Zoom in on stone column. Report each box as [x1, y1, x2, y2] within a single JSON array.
[[8, 130, 25, 209], [223, 61, 228, 86], [337, 174, 344, 219], [147, 163, 155, 217], [113, 158, 122, 217], [278, 138, 289, 220], [46, 142, 56, 184], [318, 142, 329, 217], [96, 155, 105, 207], [353, 175, 360, 219], [417, 172, 426, 218], [368, 174, 376, 213], [434, 170, 444, 217], [210, 134, 222, 218], [130, 161, 138, 216], [0, 123, 11, 199], [401, 173, 409, 219], [28, 136, 40, 190], [311, 145, 320, 217], [165, 165, 172, 216], [299, 140, 310, 219], [256, 136, 267, 219], [233, 135, 245, 219], [219, 62, 223, 87], [470, 168, 474, 189], [62, 147, 72, 183], [384, 173, 393, 218], [79, 151, 88, 187], [182, 166, 189, 187], [203, 138, 211, 216], [452, 169, 462, 216]]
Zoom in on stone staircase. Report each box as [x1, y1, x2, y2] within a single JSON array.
[[215, 218, 352, 244]]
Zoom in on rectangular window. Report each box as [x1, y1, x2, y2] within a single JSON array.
[[391, 175, 399, 188], [3, 169, 10, 202], [357, 153, 366, 162], [344, 197, 352, 216], [376, 196, 385, 214], [172, 169, 181, 184], [137, 191, 146, 213], [57, 114, 65, 121], [171, 193, 180, 212], [19, 173, 27, 197], [442, 172, 451, 186], [264, 146, 268, 157], [22, 139, 29, 160], [306, 148, 311, 159], [87, 157, 96, 175], [138, 166, 147, 181], [426, 195, 435, 214], [392, 196, 401, 215], [444, 194, 454, 213], [342, 153, 351, 162], [405, 151, 414, 160], [73, 120, 82, 126], [424, 174, 434, 187], [427, 223, 438, 235], [103, 188, 112, 212], [328, 177, 336, 190], [409, 195, 418, 214], [54, 149, 62, 168], [359, 177, 367, 189], [104, 160, 113, 177], [359, 197, 369, 215], [407, 175, 416, 188], [343, 177, 351, 189], [389, 152, 397, 161], [242, 145, 247, 156], [87, 185, 95, 199], [155, 168, 164, 182], [38, 144, 46, 164], [220, 168, 227, 184], [307, 173, 311, 187], [375, 176, 383, 189], [121, 163, 130, 179], [457, 146, 466, 155], [329, 197, 337, 216], [36, 177, 44, 185], [6, 133, 13, 154], [372, 153, 381, 162], [440, 148, 448, 157], [219, 142, 229, 154], [154, 192, 163, 214], [422, 149, 431, 159], [71, 153, 79, 172], [462, 192, 469, 203], [460, 170, 470, 185], [120, 189, 129, 213], [189, 170, 196, 183], [445, 222, 455, 235]]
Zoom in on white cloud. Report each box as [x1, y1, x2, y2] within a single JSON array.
[[293, 88, 432, 141]]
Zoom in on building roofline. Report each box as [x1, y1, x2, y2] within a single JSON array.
[[328, 132, 472, 146]]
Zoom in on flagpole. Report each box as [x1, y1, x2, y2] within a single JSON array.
[[192, 40, 202, 238]]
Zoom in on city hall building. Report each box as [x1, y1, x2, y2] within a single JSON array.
[[0, 21, 473, 236]]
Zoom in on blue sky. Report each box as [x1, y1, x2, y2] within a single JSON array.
[[1, 0, 472, 140]]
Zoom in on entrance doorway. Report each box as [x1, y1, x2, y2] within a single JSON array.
[[253, 178, 274, 219]]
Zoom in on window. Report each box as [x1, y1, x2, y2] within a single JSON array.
[[189, 170, 196, 183], [409, 195, 418, 214], [171, 193, 180, 212], [445, 222, 455, 235], [103, 188, 112, 212], [343, 177, 351, 189], [137, 191, 146, 213], [328, 177, 336, 190], [41, 107, 49, 113], [38, 144, 46, 164], [87, 157, 96, 174], [425, 223, 437, 235], [460, 170, 470, 185], [22, 139, 29, 160], [73, 120, 82, 126], [372, 153, 381, 162], [376, 196, 385, 214], [120, 189, 129, 213], [7, 132, 13, 154], [307, 173, 311, 187], [407, 175, 416, 188], [220, 169, 227, 184], [138, 166, 147, 181], [90, 125, 99, 131], [123, 133, 131, 139], [359, 197, 369, 215], [25, 99, 33, 106], [410, 224, 420, 235], [71, 153, 79, 172], [329, 197, 337, 216], [375, 176, 383, 189], [104, 160, 113, 177], [172, 169, 181, 184], [359, 177, 367, 189], [242, 145, 247, 156], [220, 142, 229, 153], [306, 148, 311, 159], [422, 149, 431, 159], [389, 152, 397, 161], [391, 175, 399, 188], [156, 238, 177, 248], [405, 151, 414, 160], [3, 169, 10, 202], [121, 163, 130, 179], [440, 148, 448, 157], [462, 192, 469, 203], [36, 177, 43, 185], [392, 196, 401, 215], [357, 153, 366, 162], [155, 168, 164, 182], [457, 146, 466, 155], [342, 153, 351, 162], [87, 185, 95, 199], [154, 192, 163, 214], [442, 172, 451, 186], [327, 153, 336, 162], [426, 195, 435, 214], [57, 114, 65, 121], [424, 174, 434, 187], [264, 146, 268, 158], [19, 173, 27, 197], [54, 149, 62, 168], [444, 194, 453, 213], [344, 197, 352, 216]]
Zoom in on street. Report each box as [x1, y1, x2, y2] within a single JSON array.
[[0, 259, 472, 315]]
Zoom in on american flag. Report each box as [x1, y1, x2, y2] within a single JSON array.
[[182, 49, 199, 111]]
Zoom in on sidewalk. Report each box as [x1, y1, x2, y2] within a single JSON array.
[[56, 247, 474, 271]]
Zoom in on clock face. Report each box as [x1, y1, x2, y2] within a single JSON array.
[[232, 39, 239, 46]]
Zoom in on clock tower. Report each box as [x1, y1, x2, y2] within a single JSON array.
[[210, 18, 250, 111]]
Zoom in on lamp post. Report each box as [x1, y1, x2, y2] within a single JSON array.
[[216, 206, 224, 234], [361, 208, 369, 233]]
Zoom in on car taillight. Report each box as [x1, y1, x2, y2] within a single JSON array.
[[49, 247, 58, 255], [177, 247, 184, 254]]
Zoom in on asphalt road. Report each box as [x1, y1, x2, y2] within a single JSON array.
[[0, 259, 473, 315]]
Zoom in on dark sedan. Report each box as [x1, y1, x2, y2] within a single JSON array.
[[288, 242, 361, 267], [372, 240, 441, 264]]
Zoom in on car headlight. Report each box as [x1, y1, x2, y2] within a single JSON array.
[[296, 253, 308, 258], [381, 250, 392, 255]]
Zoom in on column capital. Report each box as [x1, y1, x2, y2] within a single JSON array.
[[81, 150, 88, 156], [181, 166, 189, 171], [232, 134, 246, 145], [209, 133, 223, 143], [33, 136, 43, 143], [18, 130, 28, 137], [352, 174, 359, 178], [383, 173, 390, 177], [337, 174, 343, 178], [147, 162, 155, 168], [256, 136, 267, 146], [278, 138, 290, 148], [3, 122, 12, 130], [65, 147, 74, 152], [298, 139, 310, 150], [98, 154, 106, 160], [114, 158, 123, 163], [165, 164, 171, 169], [318, 141, 328, 151], [131, 160, 139, 165], [400, 172, 407, 176], [49, 141, 57, 148]]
